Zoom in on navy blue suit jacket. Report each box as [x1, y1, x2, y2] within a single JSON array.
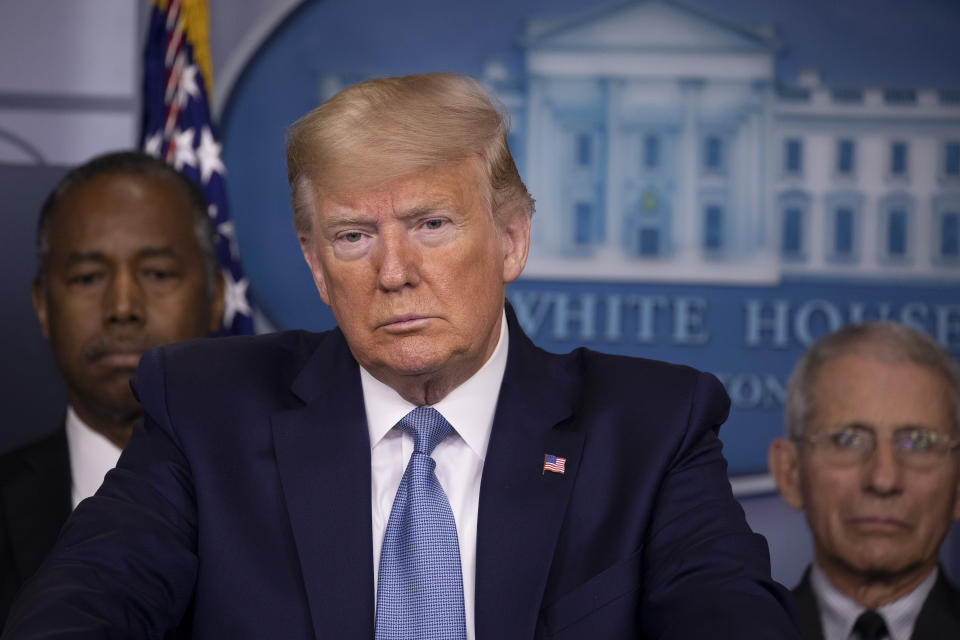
[[0, 427, 71, 631], [4, 310, 799, 638]]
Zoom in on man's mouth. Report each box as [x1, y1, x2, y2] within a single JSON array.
[[84, 336, 153, 368], [379, 314, 432, 332], [95, 351, 144, 369], [847, 516, 910, 533]]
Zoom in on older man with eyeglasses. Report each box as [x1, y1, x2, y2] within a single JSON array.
[[768, 322, 960, 640]]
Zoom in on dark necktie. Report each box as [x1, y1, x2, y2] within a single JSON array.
[[375, 407, 466, 640], [853, 610, 888, 640]]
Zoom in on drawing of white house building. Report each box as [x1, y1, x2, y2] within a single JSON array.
[[481, 0, 960, 284], [314, 0, 960, 285]]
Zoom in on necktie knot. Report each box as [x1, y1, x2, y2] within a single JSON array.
[[853, 610, 888, 640], [397, 406, 452, 455]]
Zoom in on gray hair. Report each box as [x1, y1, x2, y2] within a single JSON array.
[[36, 150, 218, 289], [785, 322, 960, 437]]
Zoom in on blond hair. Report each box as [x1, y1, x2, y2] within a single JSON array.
[[285, 72, 534, 235]]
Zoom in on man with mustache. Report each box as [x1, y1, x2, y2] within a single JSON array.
[[0, 151, 224, 628], [768, 323, 960, 639], [4, 75, 797, 639]]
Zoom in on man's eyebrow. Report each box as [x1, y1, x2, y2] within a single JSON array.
[[322, 213, 377, 228], [322, 201, 455, 228], [64, 247, 180, 265], [137, 246, 179, 259], [893, 422, 942, 432], [397, 202, 453, 220], [65, 251, 107, 265]]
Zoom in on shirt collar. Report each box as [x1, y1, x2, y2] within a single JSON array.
[[811, 563, 938, 640], [64, 405, 123, 507], [362, 310, 508, 460]]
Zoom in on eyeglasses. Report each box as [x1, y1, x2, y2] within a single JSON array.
[[792, 424, 960, 469]]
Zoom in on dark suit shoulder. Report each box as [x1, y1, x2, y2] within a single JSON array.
[[0, 428, 69, 485], [521, 331, 724, 400], [913, 569, 960, 638], [506, 303, 728, 424], [0, 426, 72, 630], [564, 347, 730, 439], [133, 330, 337, 407], [131, 329, 352, 451], [572, 346, 720, 393], [154, 329, 332, 377]]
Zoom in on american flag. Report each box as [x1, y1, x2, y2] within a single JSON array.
[[140, 0, 255, 335], [543, 454, 566, 475]]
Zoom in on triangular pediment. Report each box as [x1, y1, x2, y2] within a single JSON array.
[[524, 0, 776, 53]]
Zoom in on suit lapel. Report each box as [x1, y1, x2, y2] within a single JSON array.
[[793, 566, 960, 640], [792, 568, 825, 640], [271, 330, 374, 639], [475, 311, 584, 640], [1, 427, 72, 581], [911, 570, 960, 639]]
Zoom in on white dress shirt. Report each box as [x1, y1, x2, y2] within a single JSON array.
[[64, 406, 123, 509], [363, 311, 508, 640], [810, 563, 938, 640]]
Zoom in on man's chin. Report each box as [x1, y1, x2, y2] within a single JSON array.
[[844, 549, 925, 579], [381, 358, 443, 379], [77, 388, 142, 424], [365, 338, 451, 375]]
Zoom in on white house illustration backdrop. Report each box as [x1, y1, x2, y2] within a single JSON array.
[[321, 1, 960, 286]]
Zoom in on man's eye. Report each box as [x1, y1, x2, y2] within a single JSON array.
[[900, 429, 940, 452], [67, 272, 103, 286], [144, 269, 176, 281], [342, 232, 364, 243], [423, 219, 445, 230], [830, 428, 866, 449]]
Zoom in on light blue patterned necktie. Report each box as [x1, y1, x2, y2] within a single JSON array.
[[375, 407, 467, 640]]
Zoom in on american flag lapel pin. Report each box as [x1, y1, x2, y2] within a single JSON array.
[[542, 453, 567, 476]]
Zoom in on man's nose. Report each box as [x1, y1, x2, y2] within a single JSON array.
[[376, 229, 420, 291], [863, 439, 904, 496], [104, 268, 145, 325]]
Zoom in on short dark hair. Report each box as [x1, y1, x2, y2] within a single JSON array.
[[35, 150, 218, 285]]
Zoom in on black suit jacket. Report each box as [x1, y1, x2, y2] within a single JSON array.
[[793, 566, 960, 639], [6, 310, 800, 638], [0, 428, 71, 630]]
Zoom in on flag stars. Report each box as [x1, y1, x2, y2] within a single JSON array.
[[144, 5, 255, 336], [171, 127, 197, 170], [144, 132, 163, 158], [176, 63, 201, 108], [196, 126, 226, 184], [217, 220, 241, 260], [222, 269, 252, 326]]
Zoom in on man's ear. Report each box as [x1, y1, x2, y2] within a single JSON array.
[[31, 278, 50, 339], [209, 269, 226, 334], [299, 233, 330, 306], [497, 203, 531, 284], [768, 437, 805, 510]]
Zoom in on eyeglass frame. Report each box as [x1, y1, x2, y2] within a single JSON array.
[[791, 423, 960, 469]]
